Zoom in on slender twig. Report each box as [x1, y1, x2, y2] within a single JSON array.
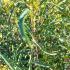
[[28, 54, 32, 70], [31, 35, 57, 56], [32, 61, 53, 70]]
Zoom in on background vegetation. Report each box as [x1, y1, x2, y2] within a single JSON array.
[[0, 0, 70, 70]]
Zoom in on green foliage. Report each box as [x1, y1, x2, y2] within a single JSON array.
[[0, 0, 70, 70]]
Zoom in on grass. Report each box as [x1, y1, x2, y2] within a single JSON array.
[[0, 0, 70, 70]]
